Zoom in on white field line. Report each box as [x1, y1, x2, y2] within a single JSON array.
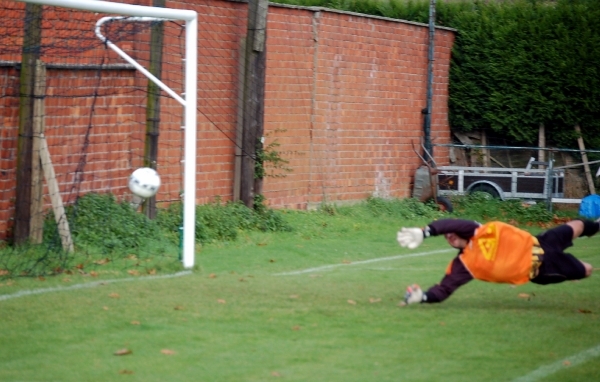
[[273, 249, 454, 276], [0, 270, 193, 302], [512, 344, 600, 382]]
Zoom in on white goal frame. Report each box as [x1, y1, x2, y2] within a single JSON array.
[[15, 0, 198, 269]]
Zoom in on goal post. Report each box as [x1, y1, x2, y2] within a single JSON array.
[[14, 0, 198, 269]]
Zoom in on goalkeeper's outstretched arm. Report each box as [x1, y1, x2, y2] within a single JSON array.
[[397, 219, 480, 249], [403, 257, 473, 304], [423, 257, 474, 303], [398, 219, 479, 304]]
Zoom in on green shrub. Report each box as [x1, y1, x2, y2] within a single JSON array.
[[155, 197, 292, 244], [1, 193, 293, 278], [364, 196, 444, 220], [63, 193, 161, 251], [450, 192, 555, 224]]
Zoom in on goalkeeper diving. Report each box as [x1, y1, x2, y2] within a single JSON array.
[[397, 218, 596, 304]]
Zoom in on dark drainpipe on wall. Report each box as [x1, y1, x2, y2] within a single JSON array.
[[422, 0, 436, 165]]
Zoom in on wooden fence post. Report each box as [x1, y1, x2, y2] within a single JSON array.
[[144, 1, 165, 219], [575, 124, 596, 195], [14, 3, 42, 244], [29, 60, 46, 244], [240, 0, 268, 208]]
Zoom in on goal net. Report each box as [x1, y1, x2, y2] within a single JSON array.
[[0, 0, 197, 276]]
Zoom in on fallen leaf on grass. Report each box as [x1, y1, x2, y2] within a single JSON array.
[[289, 294, 299, 299], [94, 258, 110, 265], [0, 269, 9, 276], [578, 309, 592, 314], [292, 325, 301, 331], [119, 369, 134, 374], [518, 293, 530, 299], [130, 321, 141, 325], [271, 371, 281, 377], [563, 360, 571, 366], [174, 305, 184, 311], [269, 259, 276, 263], [369, 297, 381, 304], [161, 349, 176, 355], [342, 260, 352, 264], [217, 299, 226, 304], [37, 276, 45, 281], [103, 306, 109, 310], [114, 348, 132, 356], [127, 270, 140, 276], [347, 299, 357, 305], [109, 293, 120, 299], [398, 301, 407, 307], [90, 271, 98, 277], [208, 273, 217, 279]]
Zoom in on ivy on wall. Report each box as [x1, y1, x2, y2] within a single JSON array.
[[445, 0, 600, 149]]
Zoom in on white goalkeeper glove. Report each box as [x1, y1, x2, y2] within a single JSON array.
[[397, 227, 425, 249], [404, 284, 425, 304]]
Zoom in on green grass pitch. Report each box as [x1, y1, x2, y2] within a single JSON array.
[[1, 211, 599, 381]]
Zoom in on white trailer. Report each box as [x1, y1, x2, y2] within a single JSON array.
[[436, 158, 565, 202]]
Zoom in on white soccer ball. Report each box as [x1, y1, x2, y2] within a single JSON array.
[[128, 167, 161, 198]]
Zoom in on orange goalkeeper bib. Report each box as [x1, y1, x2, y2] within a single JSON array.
[[458, 221, 535, 285]]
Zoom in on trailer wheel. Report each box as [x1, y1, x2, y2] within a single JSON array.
[[469, 184, 500, 199], [433, 196, 453, 213]]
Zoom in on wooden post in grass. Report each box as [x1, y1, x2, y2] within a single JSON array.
[[143, 0, 165, 220], [14, 3, 42, 244], [240, 0, 268, 208], [538, 123, 545, 170], [39, 135, 74, 253], [29, 60, 46, 244], [575, 124, 595, 195], [28, 59, 73, 252]]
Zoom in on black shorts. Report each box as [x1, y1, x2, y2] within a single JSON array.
[[530, 225, 587, 285]]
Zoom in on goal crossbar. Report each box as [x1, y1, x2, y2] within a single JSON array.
[[95, 17, 186, 106], [14, 0, 198, 269]]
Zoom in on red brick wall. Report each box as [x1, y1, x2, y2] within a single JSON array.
[[0, 67, 20, 237], [263, 7, 454, 208], [188, 0, 247, 204], [0, 0, 455, 240]]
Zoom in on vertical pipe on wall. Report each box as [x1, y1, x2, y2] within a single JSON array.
[[423, 0, 436, 164]]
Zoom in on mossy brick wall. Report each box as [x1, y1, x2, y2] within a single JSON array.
[[0, 0, 454, 240]]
